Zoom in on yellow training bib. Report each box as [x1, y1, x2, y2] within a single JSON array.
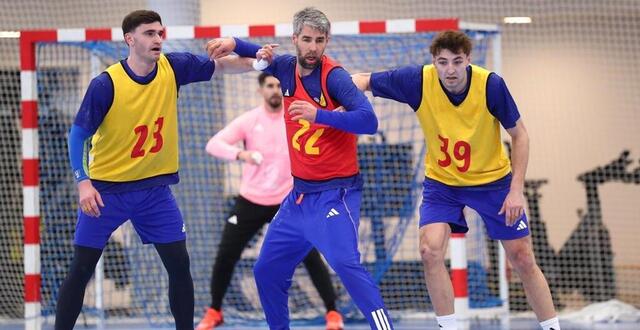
[[415, 64, 511, 186], [89, 54, 179, 182]]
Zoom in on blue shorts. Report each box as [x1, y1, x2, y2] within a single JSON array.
[[419, 175, 530, 240], [74, 185, 186, 249]]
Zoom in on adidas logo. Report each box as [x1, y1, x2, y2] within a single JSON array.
[[181, 224, 186, 233], [227, 215, 238, 225], [326, 208, 340, 218], [516, 220, 528, 231], [284, 89, 290, 96]]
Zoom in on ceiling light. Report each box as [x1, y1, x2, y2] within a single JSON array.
[[0, 31, 20, 38], [503, 17, 532, 24]]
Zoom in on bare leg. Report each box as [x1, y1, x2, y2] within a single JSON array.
[[419, 223, 454, 316], [502, 236, 556, 321]]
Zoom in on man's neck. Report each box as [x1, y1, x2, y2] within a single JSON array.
[[264, 102, 282, 113], [297, 58, 323, 78], [446, 83, 466, 95], [126, 54, 156, 77], [297, 62, 314, 77]]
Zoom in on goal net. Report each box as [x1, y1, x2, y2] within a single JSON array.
[[0, 1, 638, 329], [15, 21, 505, 328]]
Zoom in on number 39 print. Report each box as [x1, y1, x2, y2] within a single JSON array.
[[437, 134, 471, 172]]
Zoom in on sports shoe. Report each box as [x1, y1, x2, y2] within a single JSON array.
[[196, 307, 223, 330], [325, 310, 344, 330]]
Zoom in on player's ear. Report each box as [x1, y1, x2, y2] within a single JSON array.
[[124, 32, 133, 47]]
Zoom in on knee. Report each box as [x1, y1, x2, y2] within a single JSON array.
[[75, 263, 96, 277], [177, 254, 191, 270], [67, 259, 97, 284], [169, 254, 191, 274], [508, 246, 537, 274], [67, 264, 95, 285], [419, 240, 446, 268], [326, 256, 359, 276], [214, 251, 238, 267], [156, 241, 191, 274], [253, 258, 269, 282], [162, 255, 191, 282]]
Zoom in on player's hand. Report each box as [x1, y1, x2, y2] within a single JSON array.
[[237, 150, 263, 165], [256, 44, 278, 64], [498, 188, 525, 226], [206, 37, 236, 60], [77, 179, 104, 218], [289, 100, 318, 122]]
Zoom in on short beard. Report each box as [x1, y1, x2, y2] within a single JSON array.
[[268, 97, 282, 109], [297, 56, 319, 70]]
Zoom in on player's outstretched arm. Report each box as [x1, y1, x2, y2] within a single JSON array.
[[206, 37, 238, 59], [206, 37, 272, 60], [351, 73, 372, 92], [212, 43, 277, 76], [213, 55, 256, 75], [358, 66, 423, 110]]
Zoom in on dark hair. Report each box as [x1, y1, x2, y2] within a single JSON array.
[[258, 72, 275, 86], [429, 30, 472, 57], [122, 10, 162, 35]]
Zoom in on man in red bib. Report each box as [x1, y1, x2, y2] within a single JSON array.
[[232, 7, 394, 330]]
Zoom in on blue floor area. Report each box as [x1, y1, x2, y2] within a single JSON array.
[[1, 318, 639, 330]]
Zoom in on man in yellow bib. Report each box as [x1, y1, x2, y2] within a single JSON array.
[[352, 31, 559, 330], [57, 10, 272, 330]]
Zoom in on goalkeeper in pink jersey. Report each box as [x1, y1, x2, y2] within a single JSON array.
[[197, 73, 344, 330]]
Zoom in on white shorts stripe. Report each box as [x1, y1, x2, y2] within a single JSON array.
[[380, 308, 391, 330], [377, 309, 389, 330], [371, 309, 383, 330]]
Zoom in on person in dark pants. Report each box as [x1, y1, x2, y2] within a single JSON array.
[[197, 72, 343, 330], [58, 10, 268, 330]]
